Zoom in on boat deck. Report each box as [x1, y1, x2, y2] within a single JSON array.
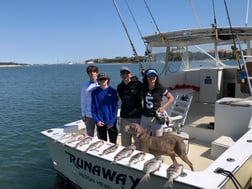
[[165, 102, 216, 171], [186, 102, 215, 127]]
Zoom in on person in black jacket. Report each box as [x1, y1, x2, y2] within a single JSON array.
[[117, 66, 144, 149]]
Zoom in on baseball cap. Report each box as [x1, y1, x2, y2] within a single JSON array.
[[145, 68, 158, 77], [120, 66, 131, 73], [97, 72, 109, 80]]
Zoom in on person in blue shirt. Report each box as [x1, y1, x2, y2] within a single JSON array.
[[91, 72, 118, 143], [81, 65, 99, 137]]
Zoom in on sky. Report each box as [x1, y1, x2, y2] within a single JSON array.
[[0, 0, 251, 64]]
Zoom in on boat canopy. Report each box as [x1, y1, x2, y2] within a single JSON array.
[[143, 27, 252, 47]]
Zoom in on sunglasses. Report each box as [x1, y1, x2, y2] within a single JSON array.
[[98, 78, 107, 81]]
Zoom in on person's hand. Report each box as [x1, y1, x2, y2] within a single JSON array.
[[82, 116, 86, 122], [97, 121, 104, 127], [157, 107, 165, 113], [107, 125, 113, 129]]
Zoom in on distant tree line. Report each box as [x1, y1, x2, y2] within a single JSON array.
[[0, 62, 28, 66], [85, 56, 144, 64]]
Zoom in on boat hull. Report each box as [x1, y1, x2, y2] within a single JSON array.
[[41, 122, 252, 189], [41, 125, 200, 189], [43, 137, 191, 189]]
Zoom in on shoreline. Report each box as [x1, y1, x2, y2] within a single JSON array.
[[0, 65, 26, 67]]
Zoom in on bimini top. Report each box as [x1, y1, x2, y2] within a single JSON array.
[[143, 26, 252, 47]]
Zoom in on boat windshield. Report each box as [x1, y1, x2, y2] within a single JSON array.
[[142, 43, 246, 76]]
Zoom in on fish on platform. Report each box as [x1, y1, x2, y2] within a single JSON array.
[[75, 136, 93, 148], [58, 132, 77, 141], [140, 156, 164, 182], [100, 144, 119, 156], [128, 152, 146, 166], [112, 144, 136, 164], [84, 140, 105, 152], [164, 164, 184, 188], [66, 134, 86, 144]]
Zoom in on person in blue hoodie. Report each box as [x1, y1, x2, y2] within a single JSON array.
[[91, 72, 118, 143]]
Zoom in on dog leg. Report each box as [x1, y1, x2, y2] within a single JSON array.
[[179, 153, 194, 171], [169, 151, 178, 164]]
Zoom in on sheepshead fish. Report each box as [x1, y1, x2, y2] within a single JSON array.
[[112, 144, 136, 164], [164, 164, 184, 188], [84, 140, 105, 152], [140, 156, 164, 182], [66, 134, 86, 144], [100, 144, 119, 156], [75, 136, 93, 148], [128, 152, 146, 166]]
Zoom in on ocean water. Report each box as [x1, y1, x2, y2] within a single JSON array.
[[0, 63, 141, 189]]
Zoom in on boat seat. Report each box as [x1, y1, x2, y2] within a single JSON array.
[[163, 94, 193, 134]]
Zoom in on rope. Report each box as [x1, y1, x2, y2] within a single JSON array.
[[215, 168, 243, 189]]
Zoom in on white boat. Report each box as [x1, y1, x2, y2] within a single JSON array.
[[41, 3, 252, 189]]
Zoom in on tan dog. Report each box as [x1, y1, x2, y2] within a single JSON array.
[[124, 123, 194, 171]]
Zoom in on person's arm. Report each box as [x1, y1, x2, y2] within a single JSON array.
[[91, 90, 99, 124], [107, 89, 118, 128], [81, 84, 87, 122], [158, 91, 174, 113]]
